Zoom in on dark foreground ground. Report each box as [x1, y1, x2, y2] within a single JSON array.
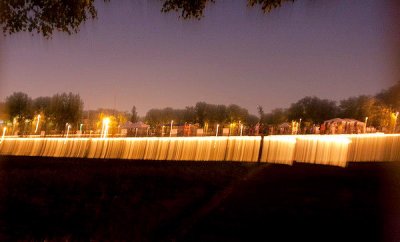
[[0, 156, 399, 242]]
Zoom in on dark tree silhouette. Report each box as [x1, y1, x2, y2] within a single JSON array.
[[50, 93, 84, 131], [33, 96, 52, 116], [130, 106, 138, 123], [144, 102, 254, 128], [287, 96, 338, 124], [1, 0, 295, 37], [5, 92, 33, 134], [5, 92, 33, 123], [263, 108, 287, 125], [376, 81, 400, 111]]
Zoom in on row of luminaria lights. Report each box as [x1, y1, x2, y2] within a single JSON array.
[[0, 134, 399, 167]]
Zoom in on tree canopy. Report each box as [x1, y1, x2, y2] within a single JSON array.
[[4, 92, 83, 133], [144, 102, 253, 128], [5, 92, 34, 134], [376, 81, 400, 111], [1, 0, 97, 37], [50, 93, 84, 130], [287, 96, 338, 124], [1, 0, 295, 37]]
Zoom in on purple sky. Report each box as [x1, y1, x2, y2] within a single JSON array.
[[0, 0, 398, 115]]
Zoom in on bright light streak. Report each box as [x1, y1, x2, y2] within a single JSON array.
[[103, 118, 110, 138], [101, 117, 111, 138], [1, 135, 399, 166], [266, 135, 297, 144], [34, 114, 41, 133], [64, 124, 71, 144], [0, 127, 6, 144], [216, 124, 219, 137], [66, 125, 71, 136], [297, 135, 351, 144]]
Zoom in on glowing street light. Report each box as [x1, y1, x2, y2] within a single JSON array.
[[216, 124, 219, 137], [34, 114, 41, 134], [365, 117, 368, 133], [102, 117, 110, 138]]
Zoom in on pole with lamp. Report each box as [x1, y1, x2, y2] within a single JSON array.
[[299, 118, 302, 134], [365, 117, 368, 133], [170, 120, 174, 137]]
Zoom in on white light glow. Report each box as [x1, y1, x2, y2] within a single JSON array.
[[0, 127, 6, 144], [64, 124, 71, 144], [34, 115, 41, 133]]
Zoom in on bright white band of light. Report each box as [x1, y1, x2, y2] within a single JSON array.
[[0, 134, 399, 167]]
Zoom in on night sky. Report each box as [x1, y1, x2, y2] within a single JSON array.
[[0, 0, 398, 115]]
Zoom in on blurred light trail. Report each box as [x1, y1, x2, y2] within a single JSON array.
[[0, 127, 6, 144], [0, 134, 399, 167], [64, 124, 71, 144]]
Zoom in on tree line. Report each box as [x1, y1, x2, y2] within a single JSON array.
[[1, 92, 83, 134], [0, 81, 399, 134], [261, 81, 399, 130], [143, 82, 400, 131], [144, 103, 259, 128]]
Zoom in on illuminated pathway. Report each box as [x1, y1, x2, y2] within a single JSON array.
[[0, 134, 399, 167]]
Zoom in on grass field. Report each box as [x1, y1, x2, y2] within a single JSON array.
[[0, 156, 399, 241]]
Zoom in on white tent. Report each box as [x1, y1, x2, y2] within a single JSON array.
[[121, 121, 149, 129]]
